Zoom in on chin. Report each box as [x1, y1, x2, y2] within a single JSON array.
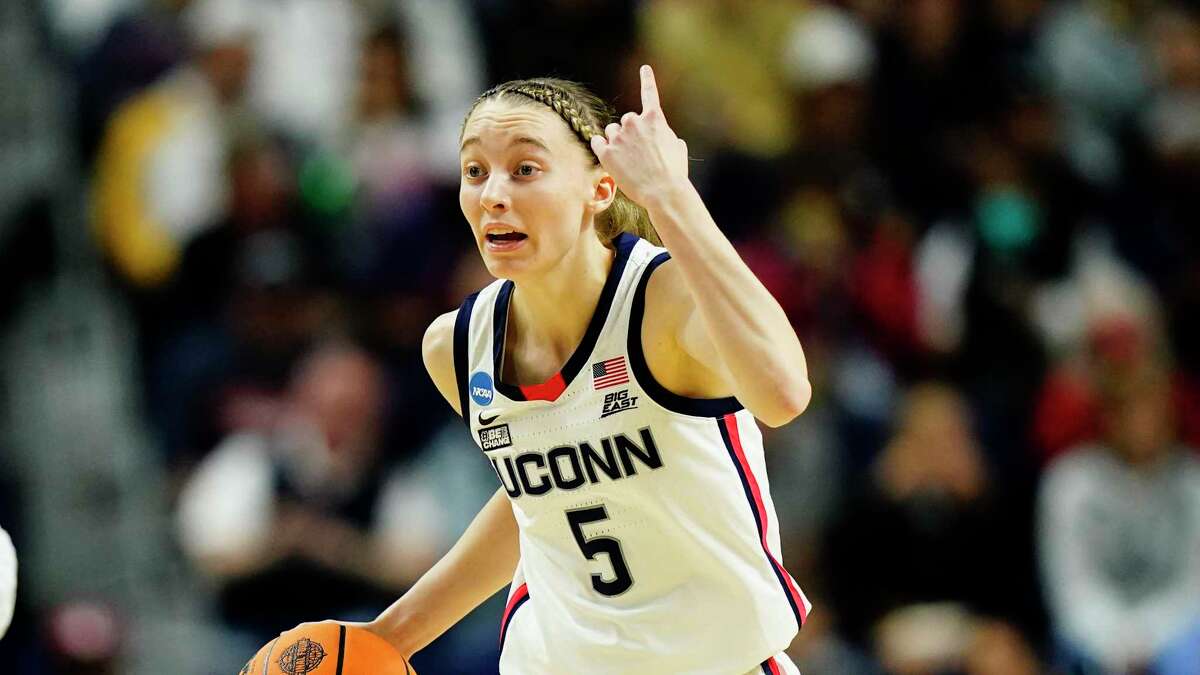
[[481, 251, 535, 281]]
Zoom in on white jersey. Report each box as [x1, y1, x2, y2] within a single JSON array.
[[454, 234, 811, 674]]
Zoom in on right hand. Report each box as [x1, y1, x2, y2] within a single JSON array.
[[363, 618, 416, 661]]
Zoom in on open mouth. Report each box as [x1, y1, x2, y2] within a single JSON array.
[[486, 232, 528, 243]]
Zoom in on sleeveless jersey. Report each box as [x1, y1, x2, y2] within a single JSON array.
[[453, 233, 811, 674]]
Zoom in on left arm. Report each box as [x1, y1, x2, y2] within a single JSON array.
[[591, 66, 810, 427]]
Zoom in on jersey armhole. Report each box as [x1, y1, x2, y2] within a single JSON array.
[[626, 252, 743, 417], [454, 291, 480, 432]]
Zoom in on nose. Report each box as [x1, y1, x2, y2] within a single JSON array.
[[480, 175, 510, 213]]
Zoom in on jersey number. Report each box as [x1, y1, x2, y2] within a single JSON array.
[[565, 505, 633, 596]]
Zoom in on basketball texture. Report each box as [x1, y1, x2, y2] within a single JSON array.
[[239, 623, 414, 675]]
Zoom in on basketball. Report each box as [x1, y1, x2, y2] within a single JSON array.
[[239, 623, 414, 675]]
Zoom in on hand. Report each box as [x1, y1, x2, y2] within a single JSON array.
[[362, 618, 415, 660], [589, 65, 690, 209], [280, 619, 414, 661], [281, 619, 345, 636]]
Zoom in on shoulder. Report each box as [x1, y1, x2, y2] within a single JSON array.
[[1038, 445, 1112, 511], [642, 254, 693, 329], [635, 253, 734, 398], [423, 309, 457, 354], [1042, 446, 1110, 481], [423, 310, 461, 416]]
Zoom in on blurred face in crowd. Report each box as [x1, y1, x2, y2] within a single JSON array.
[[459, 98, 610, 281], [287, 347, 384, 467], [878, 383, 987, 502], [964, 620, 1041, 675], [1103, 370, 1175, 467], [1150, 9, 1200, 90], [901, 0, 962, 63], [800, 83, 869, 149], [201, 41, 252, 103], [358, 32, 411, 120]]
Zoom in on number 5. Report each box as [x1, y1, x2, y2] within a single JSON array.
[[565, 505, 634, 596]]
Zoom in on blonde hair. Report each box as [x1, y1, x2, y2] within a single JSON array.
[[462, 78, 661, 246]]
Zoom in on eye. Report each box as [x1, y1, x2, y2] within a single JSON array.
[[464, 165, 485, 179], [515, 163, 540, 177]]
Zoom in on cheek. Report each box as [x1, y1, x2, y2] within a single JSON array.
[[459, 184, 480, 221], [526, 178, 583, 221]]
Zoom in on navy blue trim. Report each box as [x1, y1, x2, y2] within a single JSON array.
[[718, 416, 804, 633], [627, 252, 743, 416], [718, 416, 764, 534], [761, 663, 772, 675], [492, 281, 521, 400], [498, 592, 531, 653], [454, 291, 480, 432], [492, 233, 639, 402], [335, 624, 346, 675]]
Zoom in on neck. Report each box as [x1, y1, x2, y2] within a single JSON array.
[[508, 234, 614, 373]]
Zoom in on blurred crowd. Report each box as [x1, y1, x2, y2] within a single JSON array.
[[2, 0, 1200, 673]]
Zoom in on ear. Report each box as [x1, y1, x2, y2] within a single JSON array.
[[587, 173, 617, 214]]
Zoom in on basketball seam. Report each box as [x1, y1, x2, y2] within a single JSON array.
[[261, 637, 279, 675], [336, 625, 346, 675]]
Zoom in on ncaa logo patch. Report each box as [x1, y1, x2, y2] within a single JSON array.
[[470, 371, 494, 406]]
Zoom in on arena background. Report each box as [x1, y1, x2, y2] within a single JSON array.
[[2, 0, 1199, 673]]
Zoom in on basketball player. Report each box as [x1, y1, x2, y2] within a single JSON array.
[[359, 65, 812, 674]]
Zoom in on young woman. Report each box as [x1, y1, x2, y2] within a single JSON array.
[[368, 66, 812, 674]]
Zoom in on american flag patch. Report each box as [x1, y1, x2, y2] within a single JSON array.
[[592, 356, 629, 390]]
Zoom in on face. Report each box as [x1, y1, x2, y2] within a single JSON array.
[[1106, 375, 1174, 467], [459, 99, 613, 280], [202, 42, 252, 103]]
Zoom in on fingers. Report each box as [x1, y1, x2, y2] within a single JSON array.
[[605, 114, 643, 147], [590, 135, 606, 156], [639, 64, 661, 113]]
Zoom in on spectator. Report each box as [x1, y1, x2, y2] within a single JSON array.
[[826, 382, 1043, 647], [176, 344, 446, 641], [337, 21, 444, 298], [75, 0, 189, 163], [1039, 362, 1200, 673], [874, 606, 1042, 675], [247, 0, 363, 147], [639, 0, 806, 160], [92, 0, 257, 290]]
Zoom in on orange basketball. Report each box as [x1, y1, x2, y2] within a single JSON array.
[[238, 623, 415, 675]]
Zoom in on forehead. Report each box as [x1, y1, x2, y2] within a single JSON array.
[[461, 98, 580, 153]]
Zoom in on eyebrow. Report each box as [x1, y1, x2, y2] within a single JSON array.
[[460, 135, 551, 153]]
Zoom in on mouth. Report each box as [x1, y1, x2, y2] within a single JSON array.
[[484, 229, 528, 252]]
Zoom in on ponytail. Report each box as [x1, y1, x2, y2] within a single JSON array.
[[597, 189, 660, 246]]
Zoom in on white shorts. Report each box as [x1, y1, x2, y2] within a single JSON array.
[[499, 595, 802, 674]]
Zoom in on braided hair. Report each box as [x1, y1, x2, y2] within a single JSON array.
[[462, 78, 660, 246]]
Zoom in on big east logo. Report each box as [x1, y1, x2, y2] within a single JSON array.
[[601, 389, 638, 418]]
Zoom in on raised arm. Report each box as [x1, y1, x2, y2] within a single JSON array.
[[591, 66, 811, 427], [365, 312, 520, 657]]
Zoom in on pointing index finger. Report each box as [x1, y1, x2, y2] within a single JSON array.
[[640, 64, 661, 114]]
